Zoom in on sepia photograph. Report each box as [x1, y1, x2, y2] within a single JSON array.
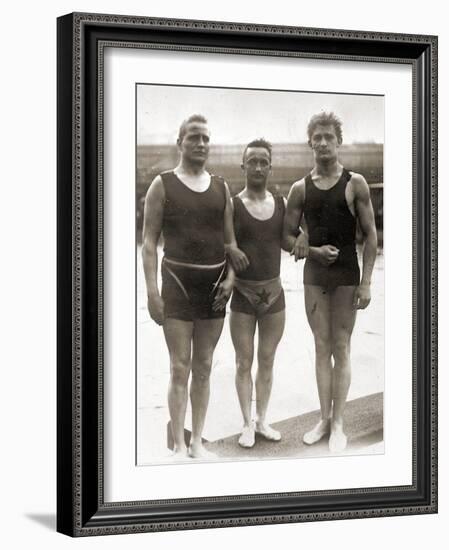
[[136, 83, 384, 465]]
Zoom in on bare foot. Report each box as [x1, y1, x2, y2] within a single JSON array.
[[168, 447, 189, 462], [329, 424, 347, 453], [238, 424, 255, 448], [255, 422, 281, 442], [303, 419, 330, 445], [188, 444, 217, 460]]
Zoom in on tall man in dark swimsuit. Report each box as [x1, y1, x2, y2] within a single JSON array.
[[142, 114, 248, 460], [230, 139, 288, 448], [284, 113, 377, 452]]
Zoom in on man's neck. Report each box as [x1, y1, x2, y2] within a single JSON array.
[[314, 159, 342, 178], [177, 159, 207, 176], [243, 183, 268, 201]]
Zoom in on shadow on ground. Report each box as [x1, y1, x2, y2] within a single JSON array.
[[25, 513, 56, 531], [207, 392, 383, 459]]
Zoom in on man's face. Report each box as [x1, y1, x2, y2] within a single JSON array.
[[309, 124, 341, 162], [242, 147, 271, 187], [178, 122, 210, 165]]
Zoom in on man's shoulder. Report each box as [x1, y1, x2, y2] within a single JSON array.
[[348, 171, 367, 186], [286, 178, 306, 207], [151, 170, 172, 187], [210, 172, 226, 184], [292, 177, 306, 190], [146, 174, 166, 200], [290, 177, 306, 197], [158, 170, 174, 180], [347, 171, 370, 200], [151, 173, 165, 186], [209, 173, 229, 200]]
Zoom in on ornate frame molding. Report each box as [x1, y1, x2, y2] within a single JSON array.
[[57, 12, 437, 536]]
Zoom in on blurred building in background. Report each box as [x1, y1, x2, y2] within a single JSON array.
[[136, 143, 383, 246]]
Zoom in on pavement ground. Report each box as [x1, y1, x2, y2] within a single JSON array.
[[137, 247, 385, 464]]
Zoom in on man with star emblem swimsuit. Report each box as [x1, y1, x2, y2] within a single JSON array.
[[229, 138, 290, 448]]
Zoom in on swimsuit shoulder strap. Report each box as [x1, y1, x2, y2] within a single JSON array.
[[210, 173, 227, 201], [232, 194, 244, 218], [159, 170, 175, 181], [340, 167, 352, 185], [159, 171, 178, 200], [304, 172, 313, 203], [333, 168, 353, 199], [277, 193, 285, 211]]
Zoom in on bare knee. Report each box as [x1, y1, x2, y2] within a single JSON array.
[[236, 354, 253, 379], [314, 334, 332, 363], [332, 338, 351, 367], [258, 340, 277, 365], [191, 356, 213, 386], [191, 371, 211, 387], [170, 359, 190, 387], [256, 362, 273, 385]]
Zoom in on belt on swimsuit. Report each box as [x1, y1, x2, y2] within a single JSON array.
[[162, 257, 227, 301], [234, 276, 282, 316], [163, 257, 226, 270]]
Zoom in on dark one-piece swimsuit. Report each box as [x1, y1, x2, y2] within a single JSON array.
[[230, 194, 285, 318], [160, 170, 227, 321], [303, 168, 360, 290]]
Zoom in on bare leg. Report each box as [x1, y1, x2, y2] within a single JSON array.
[[163, 319, 193, 456], [255, 309, 285, 441], [188, 317, 225, 458], [230, 311, 257, 447], [329, 286, 357, 452], [303, 285, 332, 444]]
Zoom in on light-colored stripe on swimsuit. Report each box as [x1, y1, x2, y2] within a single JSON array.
[[163, 257, 226, 270]]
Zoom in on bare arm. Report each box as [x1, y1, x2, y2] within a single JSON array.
[[212, 263, 235, 311], [353, 174, 378, 309], [283, 180, 309, 259], [283, 181, 303, 250], [141, 176, 165, 324], [223, 183, 249, 272]]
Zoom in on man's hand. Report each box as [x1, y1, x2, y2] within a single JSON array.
[[147, 294, 165, 325], [226, 245, 250, 272], [353, 284, 371, 309], [212, 279, 234, 311], [314, 245, 339, 266], [290, 232, 309, 261]]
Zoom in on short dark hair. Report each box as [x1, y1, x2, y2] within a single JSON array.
[[307, 112, 343, 144], [177, 114, 208, 143], [242, 138, 272, 163]]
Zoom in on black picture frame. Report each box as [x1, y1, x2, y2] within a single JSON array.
[[57, 12, 437, 536]]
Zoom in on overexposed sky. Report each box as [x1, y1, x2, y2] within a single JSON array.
[[137, 84, 384, 145]]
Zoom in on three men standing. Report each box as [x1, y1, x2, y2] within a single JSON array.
[[142, 111, 378, 458]]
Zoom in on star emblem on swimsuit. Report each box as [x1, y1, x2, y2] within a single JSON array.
[[256, 288, 271, 305]]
